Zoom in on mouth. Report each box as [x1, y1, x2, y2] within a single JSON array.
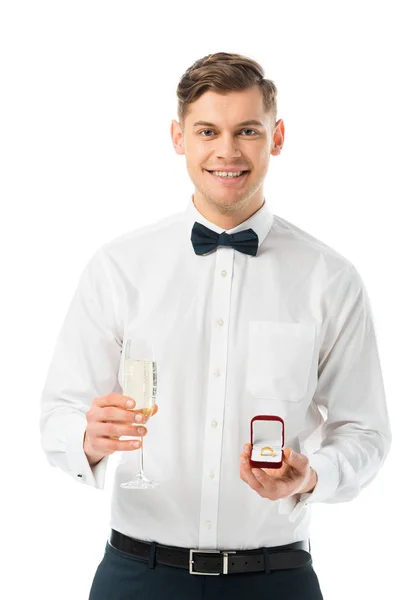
[[205, 169, 250, 184]]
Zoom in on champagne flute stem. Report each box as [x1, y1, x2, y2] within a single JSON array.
[[138, 437, 144, 478]]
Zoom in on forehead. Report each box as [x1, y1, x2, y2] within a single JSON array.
[[186, 86, 269, 127]]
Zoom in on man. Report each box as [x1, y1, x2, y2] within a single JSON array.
[[40, 52, 391, 600]]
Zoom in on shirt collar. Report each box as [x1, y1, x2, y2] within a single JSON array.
[[185, 195, 274, 249]]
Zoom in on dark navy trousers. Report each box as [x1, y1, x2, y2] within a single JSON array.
[[88, 541, 324, 600]]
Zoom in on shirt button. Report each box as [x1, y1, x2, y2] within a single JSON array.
[[209, 470, 215, 479], [211, 420, 218, 428], [221, 270, 227, 277], [214, 368, 221, 377], [205, 521, 212, 530], [217, 319, 224, 326], [77, 474, 83, 478]]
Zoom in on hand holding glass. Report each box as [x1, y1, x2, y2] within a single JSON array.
[[120, 337, 159, 489]]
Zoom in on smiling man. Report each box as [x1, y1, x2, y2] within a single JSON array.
[[174, 84, 283, 230], [40, 52, 391, 600]]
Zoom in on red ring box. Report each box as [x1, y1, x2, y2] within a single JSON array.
[[249, 415, 284, 469]]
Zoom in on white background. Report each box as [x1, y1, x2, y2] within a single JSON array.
[[1, 1, 399, 598]]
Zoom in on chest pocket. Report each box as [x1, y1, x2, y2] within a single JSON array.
[[246, 320, 316, 402]]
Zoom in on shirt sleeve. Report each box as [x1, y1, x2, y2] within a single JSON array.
[[288, 264, 392, 521], [39, 246, 123, 489]]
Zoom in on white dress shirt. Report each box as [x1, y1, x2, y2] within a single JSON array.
[[40, 196, 391, 550]]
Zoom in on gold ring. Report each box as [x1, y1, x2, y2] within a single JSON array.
[[260, 446, 275, 457]]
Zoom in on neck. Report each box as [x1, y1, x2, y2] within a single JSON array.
[[192, 192, 265, 230]]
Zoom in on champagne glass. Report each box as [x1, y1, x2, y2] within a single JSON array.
[[120, 337, 159, 489]]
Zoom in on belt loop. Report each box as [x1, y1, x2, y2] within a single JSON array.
[[148, 541, 157, 569], [263, 548, 270, 574]]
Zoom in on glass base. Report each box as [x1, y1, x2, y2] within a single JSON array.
[[120, 473, 160, 490]]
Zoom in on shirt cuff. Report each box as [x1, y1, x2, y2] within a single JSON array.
[[288, 450, 340, 522], [65, 415, 109, 489], [307, 450, 340, 502]]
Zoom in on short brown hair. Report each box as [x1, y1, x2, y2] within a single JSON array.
[[176, 52, 278, 130]]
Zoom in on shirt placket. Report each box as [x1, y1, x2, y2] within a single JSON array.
[[198, 247, 234, 549]]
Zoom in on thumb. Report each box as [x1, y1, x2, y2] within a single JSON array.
[[284, 447, 305, 465]]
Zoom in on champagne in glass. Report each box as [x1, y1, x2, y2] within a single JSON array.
[[120, 337, 159, 489]]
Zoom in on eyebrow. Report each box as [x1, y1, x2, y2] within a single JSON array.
[[192, 119, 265, 128]]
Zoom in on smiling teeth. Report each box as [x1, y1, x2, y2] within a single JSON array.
[[212, 171, 244, 178]]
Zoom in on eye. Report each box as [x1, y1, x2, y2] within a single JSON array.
[[240, 129, 257, 136], [198, 128, 258, 137], [199, 129, 215, 137]]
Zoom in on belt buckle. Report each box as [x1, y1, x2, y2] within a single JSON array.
[[189, 549, 236, 575]]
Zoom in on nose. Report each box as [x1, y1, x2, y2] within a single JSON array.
[[215, 133, 242, 159]]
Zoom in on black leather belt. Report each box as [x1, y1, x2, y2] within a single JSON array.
[[109, 529, 312, 576]]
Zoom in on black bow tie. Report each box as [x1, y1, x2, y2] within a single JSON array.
[[191, 221, 259, 256]]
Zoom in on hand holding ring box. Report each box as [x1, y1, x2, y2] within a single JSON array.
[[249, 415, 284, 469]]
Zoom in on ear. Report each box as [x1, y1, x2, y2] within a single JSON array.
[[171, 119, 185, 156], [270, 118, 285, 156]]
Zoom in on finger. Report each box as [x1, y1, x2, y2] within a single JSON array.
[[92, 422, 147, 438], [240, 461, 265, 492], [282, 447, 293, 462], [283, 447, 309, 473], [239, 452, 263, 487], [248, 465, 281, 497], [95, 393, 136, 410], [93, 406, 141, 423], [240, 445, 255, 472], [127, 409, 152, 424], [250, 470, 283, 499], [239, 443, 251, 466], [251, 468, 269, 486], [99, 403, 157, 426], [96, 437, 143, 453], [243, 443, 251, 454], [126, 404, 159, 423], [239, 448, 281, 496]]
